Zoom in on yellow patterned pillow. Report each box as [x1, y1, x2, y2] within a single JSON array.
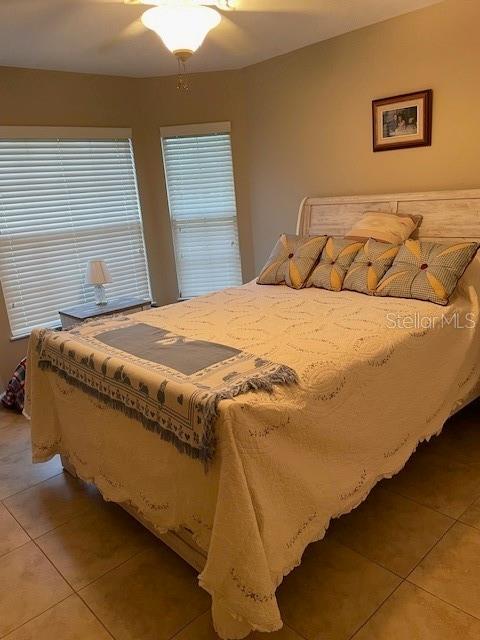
[[257, 234, 327, 289], [376, 239, 479, 305], [307, 237, 364, 291], [343, 239, 400, 295]]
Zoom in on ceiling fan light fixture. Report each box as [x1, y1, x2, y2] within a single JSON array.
[[141, 5, 221, 56]]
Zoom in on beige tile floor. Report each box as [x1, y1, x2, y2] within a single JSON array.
[[0, 402, 480, 640]]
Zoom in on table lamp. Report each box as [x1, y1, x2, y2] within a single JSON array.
[[85, 259, 112, 305]]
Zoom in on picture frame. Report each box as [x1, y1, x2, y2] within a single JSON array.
[[372, 89, 433, 152]]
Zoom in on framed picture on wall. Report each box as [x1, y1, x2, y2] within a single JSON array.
[[372, 89, 433, 152]]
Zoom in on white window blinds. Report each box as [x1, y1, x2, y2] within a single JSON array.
[[0, 131, 151, 338], [161, 123, 242, 299]]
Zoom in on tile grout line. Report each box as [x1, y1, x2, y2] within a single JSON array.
[[283, 623, 309, 640], [0, 491, 76, 639], [30, 503, 98, 541], [337, 492, 475, 639], [2, 475, 105, 547], [1, 453, 114, 545], [0, 593, 74, 639], [20, 538, 114, 639], [404, 516, 461, 581], [168, 608, 309, 640], [1, 457, 157, 640], [0, 441, 30, 457], [29, 506, 151, 639], [404, 579, 480, 623], [281, 537, 404, 640], [456, 492, 480, 524], [75, 545, 200, 640], [76, 545, 151, 592], [1, 500, 32, 539], [1, 466, 73, 505], [380, 485, 436, 510], [71, 593, 116, 639], [31, 537, 76, 592], [332, 537, 405, 580], [348, 571, 480, 640], [346, 579, 405, 640], [29, 497, 109, 542], [382, 483, 476, 520], [0, 470, 64, 503], [75, 543, 310, 640], [0, 444, 32, 460], [330, 504, 457, 581], [166, 608, 211, 640], [453, 518, 480, 534], [0, 539, 32, 562]]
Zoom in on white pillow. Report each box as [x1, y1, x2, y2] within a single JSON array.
[[346, 211, 421, 244]]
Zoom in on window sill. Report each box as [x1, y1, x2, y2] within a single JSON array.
[[10, 323, 61, 342], [10, 333, 30, 342]]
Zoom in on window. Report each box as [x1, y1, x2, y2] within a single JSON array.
[[161, 122, 242, 299], [0, 127, 151, 338]]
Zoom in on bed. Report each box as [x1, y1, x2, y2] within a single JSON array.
[[26, 188, 480, 639]]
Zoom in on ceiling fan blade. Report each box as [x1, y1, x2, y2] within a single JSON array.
[[4, 1, 87, 28], [98, 18, 146, 52], [226, 0, 318, 12], [0, 0, 315, 11], [207, 15, 253, 53], [0, 0, 152, 5]]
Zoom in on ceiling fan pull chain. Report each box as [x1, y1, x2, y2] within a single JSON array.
[[176, 56, 190, 92]]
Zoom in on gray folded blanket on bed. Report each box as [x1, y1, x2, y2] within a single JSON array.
[[34, 316, 298, 467]]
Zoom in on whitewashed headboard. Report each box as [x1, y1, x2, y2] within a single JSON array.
[[296, 189, 480, 241]]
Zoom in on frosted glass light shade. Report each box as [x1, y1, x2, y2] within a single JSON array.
[[85, 259, 112, 285], [141, 5, 221, 55]]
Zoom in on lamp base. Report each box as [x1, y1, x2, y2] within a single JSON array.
[[94, 284, 108, 306]]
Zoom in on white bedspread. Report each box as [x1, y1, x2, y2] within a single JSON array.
[[26, 262, 480, 638]]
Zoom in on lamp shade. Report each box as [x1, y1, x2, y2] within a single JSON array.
[[85, 259, 112, 285], [141, 5, 221, 55]]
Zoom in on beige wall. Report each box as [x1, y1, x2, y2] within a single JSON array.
[[0, 66, 253, 385], [244, 0, 480, 271], [1, 0, 479, 385]]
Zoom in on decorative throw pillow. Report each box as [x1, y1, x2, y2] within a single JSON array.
[[343, 239, 400, 295], [376, 239, 479, 305], [346, 211, 422, 244], [307, 237, 364, 291], [257, 234, 327, 289]]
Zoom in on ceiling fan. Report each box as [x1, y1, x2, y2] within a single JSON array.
[[128, 1, 235, 58], [2, 0, 316, 88], [122, 1, 236, 57], [121, 0, 239, 89], [124, 0, 236, 7]]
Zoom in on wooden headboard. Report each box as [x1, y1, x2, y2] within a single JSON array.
[[296, 189, 480, 242]]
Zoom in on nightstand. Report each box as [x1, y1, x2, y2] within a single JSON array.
[[58, 297, 152, 329]]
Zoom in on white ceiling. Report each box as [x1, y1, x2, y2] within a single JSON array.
[[0, 0, 442, 77]]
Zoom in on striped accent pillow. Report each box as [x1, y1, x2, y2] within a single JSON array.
[[257, 234, 327, 289], [307, 237, 364, 292], [376, 239, 479, 305], [343, 239, 400, 295]]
